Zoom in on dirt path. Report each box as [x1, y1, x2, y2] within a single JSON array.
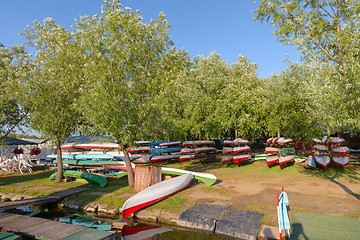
[[184, 161, 360, 225]]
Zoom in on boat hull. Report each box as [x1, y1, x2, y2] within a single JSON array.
[[332, 156, 349, 169], [314, 155, 330, 170], [49, 170, 107, 187], [233, 154, 251, 164], [266, 155, 279, 167], [121, 173, 194, 219]]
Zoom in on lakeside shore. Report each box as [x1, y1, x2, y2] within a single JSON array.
[[0, 159, 359, 238]]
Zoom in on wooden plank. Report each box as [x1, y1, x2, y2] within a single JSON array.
[[0, 212, 117, 240], [2, 216, 47, 229], [45, 224, 87, 240], [23, 221, 86, 240]]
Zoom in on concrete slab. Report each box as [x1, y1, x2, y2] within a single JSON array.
[[177, 203, 229, 232], [216, 210, 263, 240]]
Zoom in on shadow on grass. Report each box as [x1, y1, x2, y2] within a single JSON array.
[[298, 164, 360, 201]]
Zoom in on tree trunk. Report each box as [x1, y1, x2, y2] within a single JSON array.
[[119, 142, 134, 187], [55, 143, 63, 183]]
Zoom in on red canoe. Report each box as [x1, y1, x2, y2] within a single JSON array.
[[279, 155, 294, 168], [233, 146, 251, 155], [150, 154, 180, 163], [266, 155, 279, 167], [265, 147, 279, 155], [179, 154, 196, 162], [233, 154, 251, 164]]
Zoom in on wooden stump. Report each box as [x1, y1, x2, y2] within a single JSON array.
[[134, 165, 161, 193]]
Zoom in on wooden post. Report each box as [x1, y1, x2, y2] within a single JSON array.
[[134, 165, 161, 193]]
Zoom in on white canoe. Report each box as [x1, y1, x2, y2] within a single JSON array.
[[121, 173, 194, 219]]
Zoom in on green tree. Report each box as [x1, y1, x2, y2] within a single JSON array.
[[264, 63, 323, 141], [255, 0, 359, 133], [21, 18, 85, 182], [180, 52, 231, 140], [175, 53, 262, 141], [0, 45, 30, 140], [76, 0, 187, 187], [222, 55, 264, 140]]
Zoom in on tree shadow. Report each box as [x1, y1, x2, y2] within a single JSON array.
[[291, 223, 310, 240], [298, 164, 360, 201]]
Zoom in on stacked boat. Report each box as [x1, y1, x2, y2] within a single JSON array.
[[129, 141, 152, 163], [265, 137, 294, 168], [220, 138, 252, 165], [309, 136, 330, 170], [331, 137, 350, 169], [179, 140, 217, 162], [265, 137, 280, 167], [221, 140, 235, 164], [277, 137, 295, 168], [150, 141, 182, 163]]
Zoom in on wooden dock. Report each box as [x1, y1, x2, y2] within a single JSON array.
[[0, 187, 89, 210], [0, 212, 118, 240]]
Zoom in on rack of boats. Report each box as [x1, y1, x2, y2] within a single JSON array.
[[47, 137, 356, 174]]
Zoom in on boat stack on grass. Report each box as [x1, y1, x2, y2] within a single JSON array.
[[129, 141, 152, 162], [330, 137, 350, 169], [232, 138, 252, 165], [150, 141, 182, 163], [220, 138, 252, 165], [277, 138, 295, 169], [221, 140, 235, 164], [310, 136, 331, 170], [265, 137, 295, 168], [179, 141, 217, 162], [265, 137, 280, 167]]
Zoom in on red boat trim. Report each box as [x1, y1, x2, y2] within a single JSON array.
[[122, 225, 161, 236], [150, 155, 180, 163], [233, 155, 251, 164], [332, 161, 349, 169]]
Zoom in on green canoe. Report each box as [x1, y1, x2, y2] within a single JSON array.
[[49, 170, 107, 187]]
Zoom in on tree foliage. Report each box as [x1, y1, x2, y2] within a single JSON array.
[[0, 45, 30, 140], [75, 0, 188, 186], [174, 52, 264, 141], [21, 18, 85, 182], [256, 0, 359, 134]]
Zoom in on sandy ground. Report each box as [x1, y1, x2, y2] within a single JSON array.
[[182, 160, 360, 226]]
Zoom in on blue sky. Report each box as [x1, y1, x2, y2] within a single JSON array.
[[1, 0, 301, 77]]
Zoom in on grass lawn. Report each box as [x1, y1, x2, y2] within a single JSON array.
[[0, 159, 359, 228]]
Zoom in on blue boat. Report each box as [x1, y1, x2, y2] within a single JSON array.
[[59, 214, 112, 231], [47, 153, 114, 160], [277, 188, 290, 240]]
